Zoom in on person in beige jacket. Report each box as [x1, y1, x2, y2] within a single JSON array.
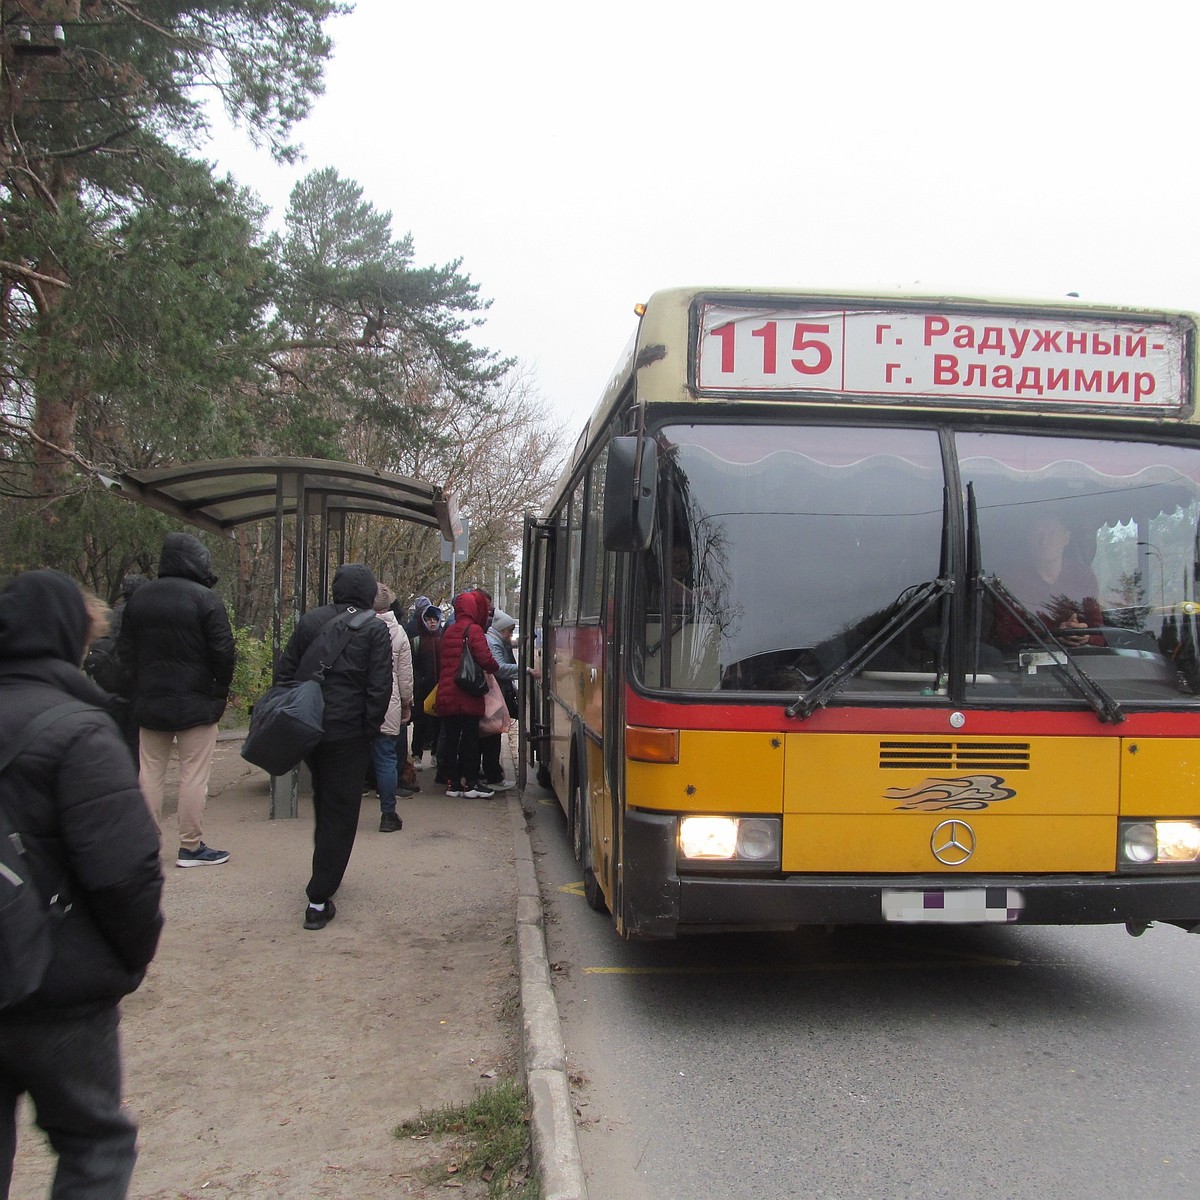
[[372, 584, 413, 832]]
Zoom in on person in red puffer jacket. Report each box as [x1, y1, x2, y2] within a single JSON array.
[[435, 589, 500, 798]]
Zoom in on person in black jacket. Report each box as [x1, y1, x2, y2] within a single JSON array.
[[117, 533, 237, 868], [0, 569, 164, 1199], [275, 563, 393, 930], [407, 598, 443, 770]]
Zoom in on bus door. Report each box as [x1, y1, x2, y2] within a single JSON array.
[[519, 512, 554, 789]]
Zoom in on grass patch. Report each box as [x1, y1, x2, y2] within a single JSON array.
[[393, 1078, 539, 1198]]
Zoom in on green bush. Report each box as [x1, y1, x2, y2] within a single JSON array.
[[224, 612, 284, 727]]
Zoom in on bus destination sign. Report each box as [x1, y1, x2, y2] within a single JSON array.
[[696, 303, 1191, 412]]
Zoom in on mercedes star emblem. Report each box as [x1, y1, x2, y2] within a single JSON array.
[[931, 819, 976, 865]]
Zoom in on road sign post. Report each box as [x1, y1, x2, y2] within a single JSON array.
[[439, 516, 469, 595]]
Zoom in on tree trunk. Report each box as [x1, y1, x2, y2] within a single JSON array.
[[29, 258, 81, 506]]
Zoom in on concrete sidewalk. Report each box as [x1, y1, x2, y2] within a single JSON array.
[[8, 732, 585, 1200]]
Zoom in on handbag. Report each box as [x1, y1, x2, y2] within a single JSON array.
[[241, 609, 375, 776], [479, 672, 511, 736], [453, 626, 490, 697]]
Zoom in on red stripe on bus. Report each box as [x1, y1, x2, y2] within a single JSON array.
[[623, 690, 1200, 737]]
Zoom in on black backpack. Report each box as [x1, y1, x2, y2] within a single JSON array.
[[82, 635, 124, 694], [0, 701, 92, 1010]]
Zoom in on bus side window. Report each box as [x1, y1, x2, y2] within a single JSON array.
[[580, 448, 608, 621], [551, 501, 569, 623], [566, 479, 584, 622]]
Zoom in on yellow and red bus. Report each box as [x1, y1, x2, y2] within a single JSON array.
[[520, 286, 1200, 940]]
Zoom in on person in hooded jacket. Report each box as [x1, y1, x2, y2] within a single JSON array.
[[478, 608, 520, 790], [117, 532, 237, 868], [435, 589, 501, 799], [275, 563, 393, 930], [0, 569, 164, 1200], [407, 598, 442, 769]]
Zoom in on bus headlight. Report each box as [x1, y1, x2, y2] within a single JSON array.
[[677, 816, 781, 870], [1118, 819, 1200, 868]]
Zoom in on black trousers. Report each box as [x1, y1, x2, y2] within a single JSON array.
[[411, 698, 438, 757], [305, 736, 370, 904], [0, 1006, 136, 1200], [440, 714, 481, 788]]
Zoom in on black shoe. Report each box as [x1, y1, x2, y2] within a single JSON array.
[[379, 811, 403, 833], [303, 899, 336, 930]]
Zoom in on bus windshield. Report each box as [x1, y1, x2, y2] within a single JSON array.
[[633, 422, 1200, 708]]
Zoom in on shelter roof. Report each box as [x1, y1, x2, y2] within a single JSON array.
[[108, 457, 460, 541]]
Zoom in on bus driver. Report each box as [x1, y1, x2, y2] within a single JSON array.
[[995, 512, 1103, 648]]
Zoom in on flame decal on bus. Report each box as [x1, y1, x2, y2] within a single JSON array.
[[886, 775, 1017, 811]]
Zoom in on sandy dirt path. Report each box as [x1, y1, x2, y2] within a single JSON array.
[[9, 739, 520, 1199]]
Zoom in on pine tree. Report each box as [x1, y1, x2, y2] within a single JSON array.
[[0, 0, 344, 503]]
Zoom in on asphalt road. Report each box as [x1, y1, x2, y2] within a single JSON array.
[[527, 785, 1200, 1200]]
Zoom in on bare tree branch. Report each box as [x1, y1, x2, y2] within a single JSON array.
[[0, 262, 71, 289]]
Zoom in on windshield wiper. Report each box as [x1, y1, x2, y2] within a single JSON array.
[[785, 577, 954, 719], [981, 573, 1125, 724], [964, 483, 1124, 725]]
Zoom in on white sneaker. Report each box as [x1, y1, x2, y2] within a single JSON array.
[[414, 756, 431, 770], [487, 778, 515, 791]]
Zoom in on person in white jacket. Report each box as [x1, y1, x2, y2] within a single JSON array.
[[371, 584, 414, 832]]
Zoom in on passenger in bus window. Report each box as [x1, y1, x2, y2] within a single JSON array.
[[994, 512, 1104, 648]]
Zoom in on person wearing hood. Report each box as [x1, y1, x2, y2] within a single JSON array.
[[400, 594, 431, 641], [117, 532, 237, 868], [0, 569, 164, 1199], [110, 572, 148, 640], [370, 583, 414, 833], [479, 609, 519, 790], [275, 563, 393, 929], [407, 597, 442, 769], [435, 589, 502, 799]]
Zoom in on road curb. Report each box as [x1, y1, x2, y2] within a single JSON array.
[[509, 795, 589, 1200]]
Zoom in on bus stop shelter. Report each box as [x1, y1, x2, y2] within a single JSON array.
[[107, 456, 460, 816]]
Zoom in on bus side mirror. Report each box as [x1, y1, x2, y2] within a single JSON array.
[[603, 436, 657, 551]]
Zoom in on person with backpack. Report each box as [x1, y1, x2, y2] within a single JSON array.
[[0, 569, 164, 1199], [274, 563, 393, 930]]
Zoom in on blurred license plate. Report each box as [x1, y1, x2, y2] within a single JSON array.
[[882, 888, 1024, 924]]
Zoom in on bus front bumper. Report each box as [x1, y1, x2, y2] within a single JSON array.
[[622, 809, 1200, 940]]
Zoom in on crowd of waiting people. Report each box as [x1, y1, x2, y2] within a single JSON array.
[[0, 538, 521, 1196]]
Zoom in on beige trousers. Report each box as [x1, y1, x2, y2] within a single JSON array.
[[139, 724, 219, 852]]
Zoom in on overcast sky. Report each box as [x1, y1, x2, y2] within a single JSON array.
[[210, 0, 1200, 433]]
